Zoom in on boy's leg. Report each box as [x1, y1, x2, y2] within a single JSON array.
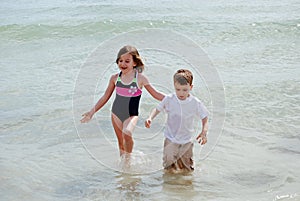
[[177, 158, 184, 169], [179, 142, 194, 171], [163, 138, 180, 169]]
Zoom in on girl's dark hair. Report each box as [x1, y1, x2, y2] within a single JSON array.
[[116, 45, 144, 72]]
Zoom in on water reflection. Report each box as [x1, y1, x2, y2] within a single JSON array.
[[115, 173, 143, 200], [162, 171, 197, 200], [162, 171, 194, 186]]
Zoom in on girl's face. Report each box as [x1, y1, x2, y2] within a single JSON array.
[[117, 53, 136, 73], [174, 82, 193, 100]]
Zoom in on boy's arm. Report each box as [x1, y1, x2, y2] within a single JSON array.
[[196, 117, 208, 145], [145, 108, 160, 128]]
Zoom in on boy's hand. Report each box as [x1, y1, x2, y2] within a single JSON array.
[[196, 133, 207, 145], [80, 111, 93, 123], [145, 118, 152, 128]]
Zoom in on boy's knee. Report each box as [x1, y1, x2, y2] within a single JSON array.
[[163, 154, 176, 168]]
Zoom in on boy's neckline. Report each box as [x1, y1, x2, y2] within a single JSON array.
[[174, 93, 192, 103]]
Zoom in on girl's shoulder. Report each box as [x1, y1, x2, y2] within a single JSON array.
[[112, 72, 119, 78], [137, 71, 146, 78], [136, 72, 149, 84], [109, 73, 119, 83]]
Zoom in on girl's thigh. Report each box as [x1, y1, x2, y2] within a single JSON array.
[[123, 116, 138, 135]]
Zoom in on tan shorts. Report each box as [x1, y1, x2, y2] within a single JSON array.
[[163, 138, 194, 171]]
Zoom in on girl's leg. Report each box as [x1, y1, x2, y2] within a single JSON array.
[[111, 113, 125, 156], [122, 116, 138, 153]]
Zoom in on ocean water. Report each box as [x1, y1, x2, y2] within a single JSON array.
[[1, 0, 299, 201]]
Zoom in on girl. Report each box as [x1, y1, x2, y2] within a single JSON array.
[[81, 45, 165, 157]]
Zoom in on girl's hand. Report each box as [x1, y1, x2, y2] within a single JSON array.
[[145, 118, 152, 128], [80, 111, 93, 123], [196, 133, 207, 145]]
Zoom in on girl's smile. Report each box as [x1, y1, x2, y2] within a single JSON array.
[[118, 53, 136, 73]]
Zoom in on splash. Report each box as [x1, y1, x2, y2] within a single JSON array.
[[116, 150, 163, 174]]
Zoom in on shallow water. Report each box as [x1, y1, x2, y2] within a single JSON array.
[[1, 0, 300, 200]]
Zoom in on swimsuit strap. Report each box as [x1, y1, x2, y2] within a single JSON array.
[[117, 71, 137, 83], [117, 72, 122, 82], [133, 70, 137, 83]]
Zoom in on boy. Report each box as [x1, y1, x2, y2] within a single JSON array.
[[145, 69, 209, 172]]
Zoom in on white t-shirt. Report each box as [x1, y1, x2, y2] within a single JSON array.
[[157, 93, 209, 144]]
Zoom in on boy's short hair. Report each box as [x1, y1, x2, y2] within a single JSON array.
[[173, 69, 193, 85]]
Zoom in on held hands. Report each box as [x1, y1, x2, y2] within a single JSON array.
[[145, 108, 159, 128], [80, 111, 94, 123], [196, 132, 207, 145], [144, 118, 152, 128]]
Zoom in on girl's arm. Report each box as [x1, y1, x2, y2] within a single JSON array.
[[81, 74, 116, 123], [139, 74, 165, 101], [196, 117, 208, 145], [144, 84, 165, 101]]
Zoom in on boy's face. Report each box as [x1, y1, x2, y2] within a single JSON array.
[[174, 82, 193, 100]]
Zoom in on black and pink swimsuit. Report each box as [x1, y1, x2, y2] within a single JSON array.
[[111, 71, 142, 122]]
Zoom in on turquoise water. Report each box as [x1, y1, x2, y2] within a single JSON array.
[[1, 0, 299, 200]]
